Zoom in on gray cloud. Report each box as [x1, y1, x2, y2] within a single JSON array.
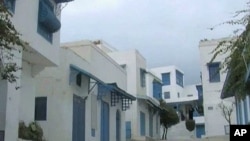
[[61, 0, 248, 85]]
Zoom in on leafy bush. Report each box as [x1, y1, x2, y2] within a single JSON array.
[[185, 119, 195, 132], [18, 121, 45, 141]]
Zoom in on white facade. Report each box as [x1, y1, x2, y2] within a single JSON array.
[[150, 66, 198, 103], [0, 0, 66, 141], [150, 66, 205, 139], [199, 38, 237, 137], [34, 41, 135, 141], [93, 41, 162, 141]]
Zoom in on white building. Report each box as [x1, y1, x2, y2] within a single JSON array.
[[198, 38, 237, 137], [150, 66, 205, 139], [94, 40, 162, 141], [0, 0, 72, 141], [34, 40, 136, 141]]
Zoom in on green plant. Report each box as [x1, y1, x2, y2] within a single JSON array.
[[18, 121, 45, 141], [185, 119, 195, 132]]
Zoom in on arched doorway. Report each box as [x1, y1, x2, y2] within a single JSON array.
[[116, 110, 121, 141]]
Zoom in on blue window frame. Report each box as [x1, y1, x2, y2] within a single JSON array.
[[176, 70, 183, 87], [140, 68, 146, 87], [37, 0, 61, 43], [140, 112, 145, 136], [164, 92, 170, 99], [208, 62, 220, 82], [35, 97, 47, 121], [4, 0, 16, 12], [153, 80, 162, 99], [162, 73, 170, 85]]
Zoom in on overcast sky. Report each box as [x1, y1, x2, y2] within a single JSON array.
[[60, 0, 248, 85]]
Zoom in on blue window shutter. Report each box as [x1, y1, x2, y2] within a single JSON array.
[[176, 70, 183, 87], [208, 63, 220, 82], [153, 81, 162, 99], [38, 0, 61, 42], [126, 121, 131, 139], [162, 73, 170, 85], [140, 69, 146, 87], [35, 97, 47, 121], [4, 0, 16, 12], [140, 112, 145, 136]]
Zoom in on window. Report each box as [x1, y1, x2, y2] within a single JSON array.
[[76, 73, 81, 86], [91, 129, 95, 137], [208, 62, 220, 82], [37, 0, 61, 42], [153, 80, 162, 99], [140, 68, 146, 87], [120, 64, 126, 69], [4, 0, 16, 12], [176, 70, 183, 87], [177, 92, 180, 98], [162, 73, 170, 85], [208, 106, 213, 110], [35, 97, 47, 120], [164, 92, 170, 99]]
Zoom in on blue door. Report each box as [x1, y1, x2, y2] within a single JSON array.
[[126, 121, 131, 139], [101, 101, 109, 141], [140, 112, 145, 136], [116, 110, 121, 141], [196, 124, 205, 138], [149, 113, 153, 137], [72, 95, 85, 141]]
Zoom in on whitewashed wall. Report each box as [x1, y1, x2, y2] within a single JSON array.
[[35, 46, 128, 141], [199, 39, 237, 137], [150, 66, 185, 103]]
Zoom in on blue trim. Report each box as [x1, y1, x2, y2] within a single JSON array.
[[55, 0, 74, 3], [70, 64, 136, 101], [70, 64, 105, 85]]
